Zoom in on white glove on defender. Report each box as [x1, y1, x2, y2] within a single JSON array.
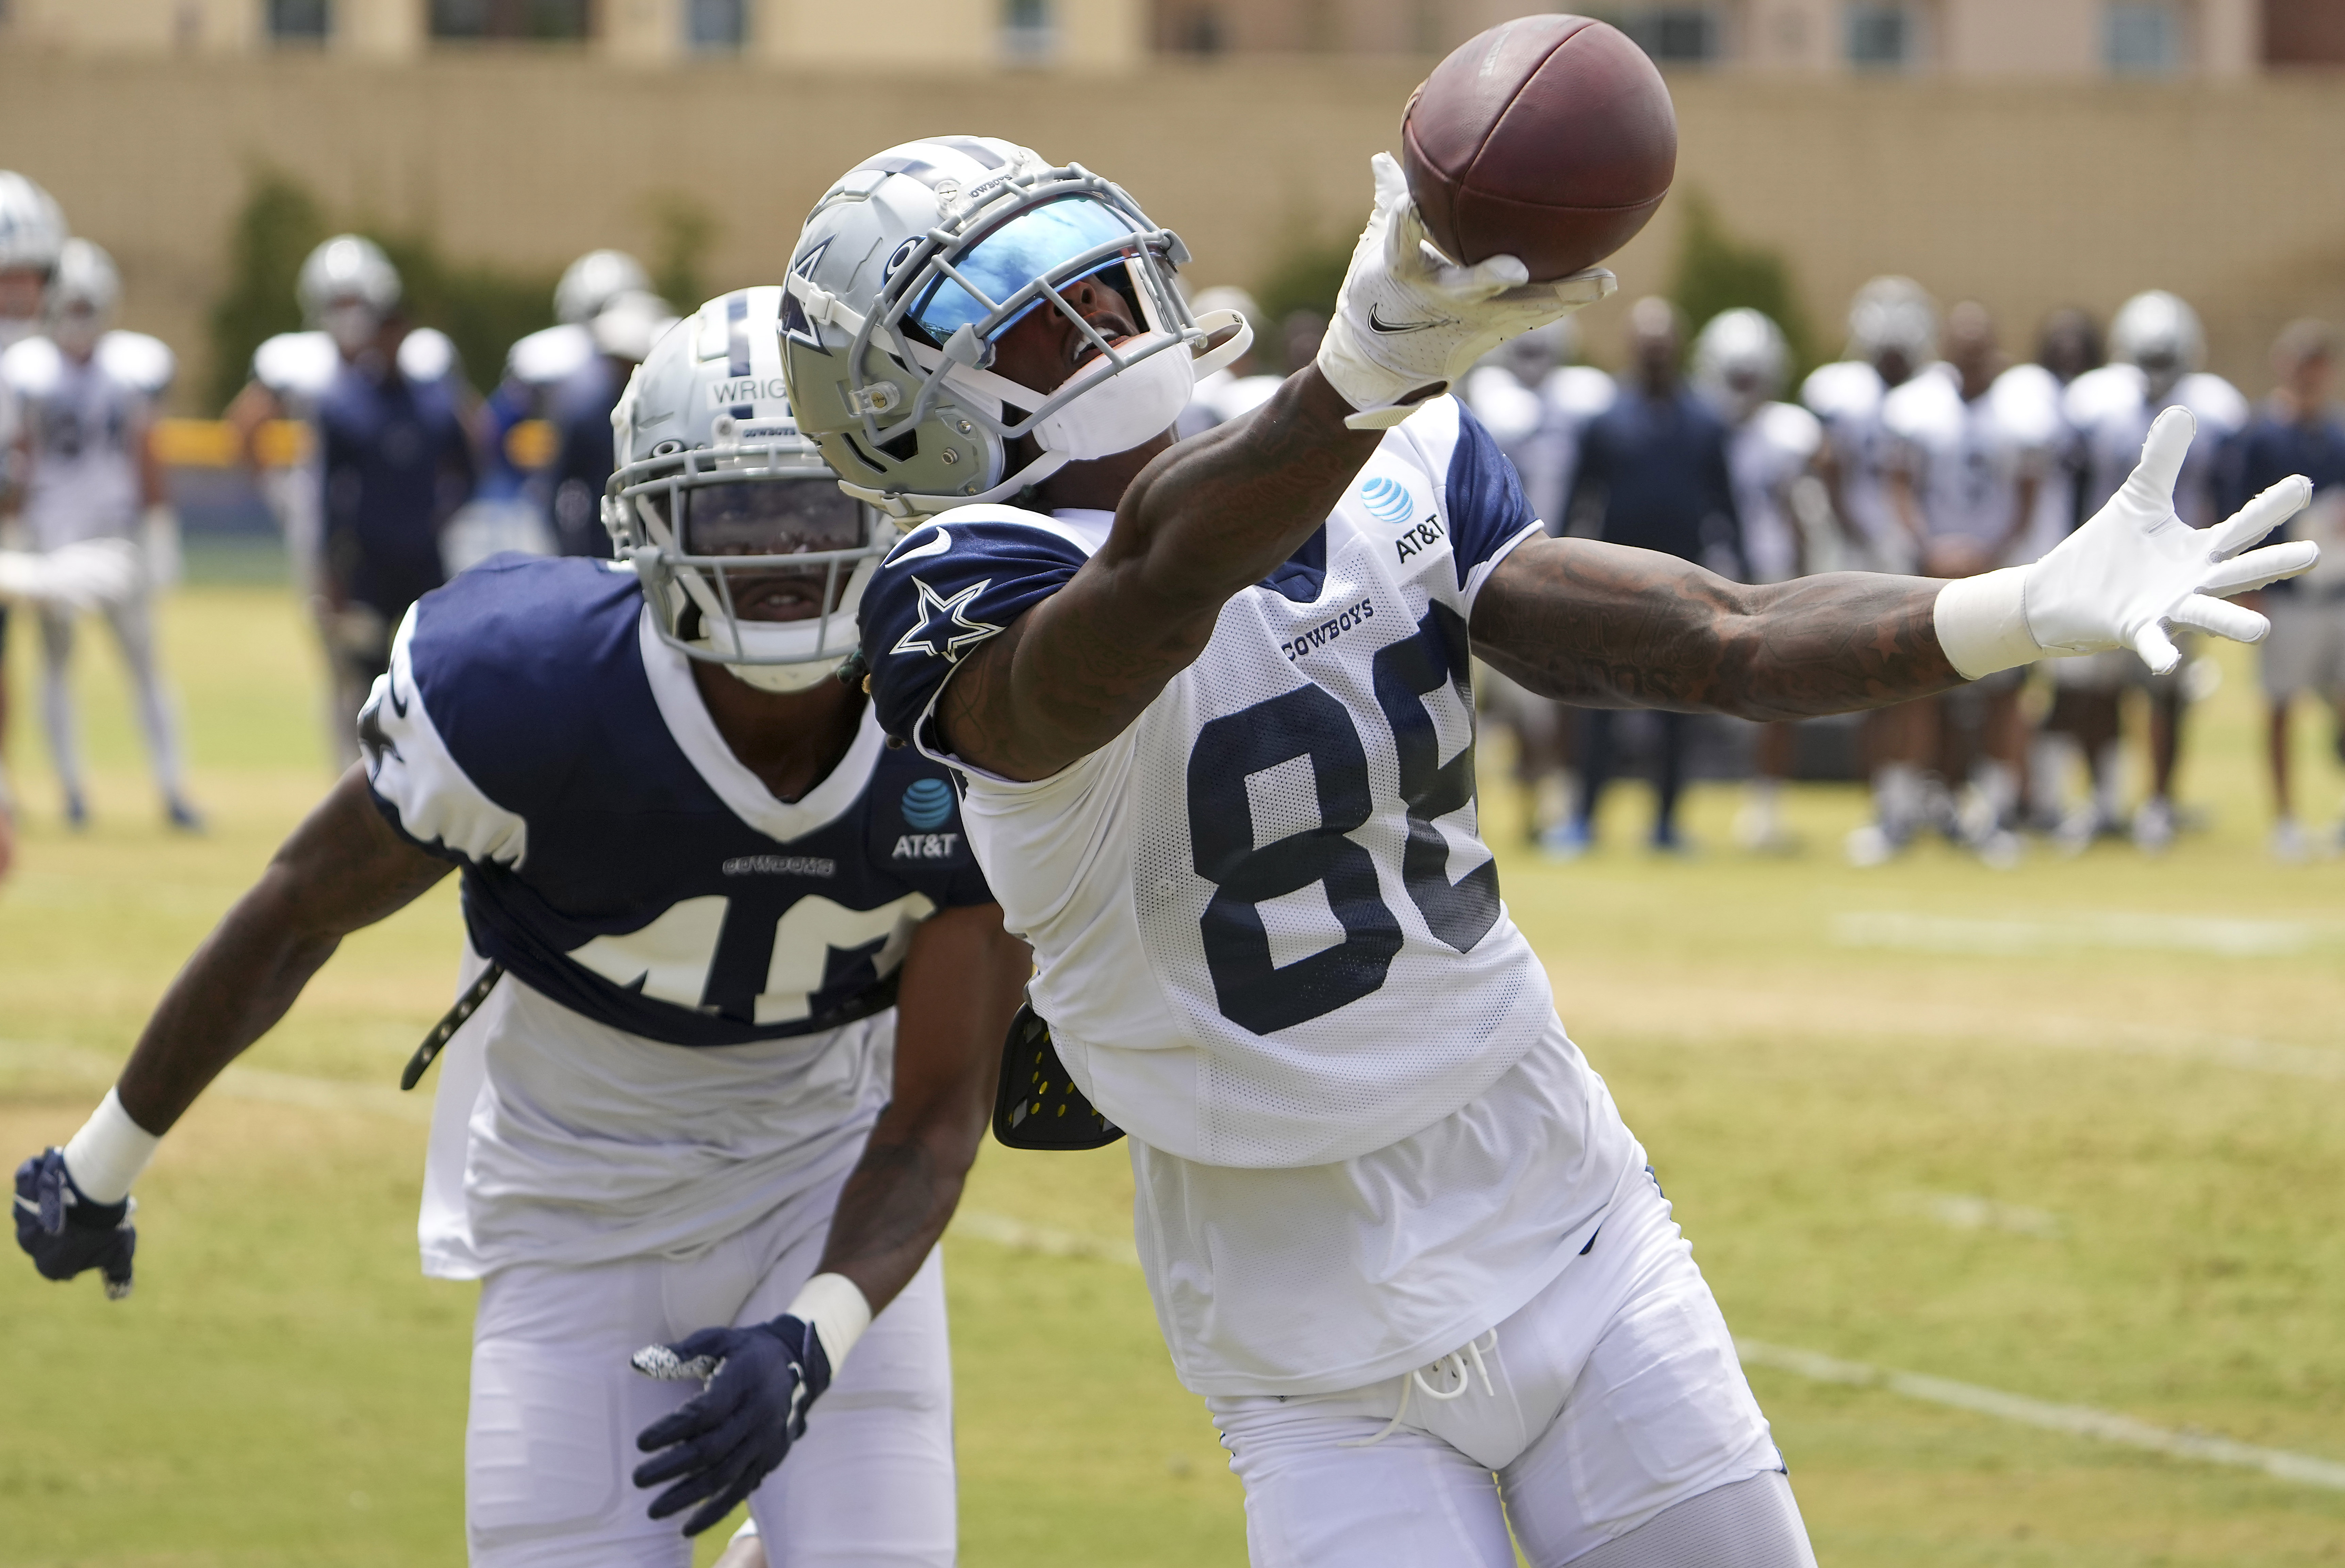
[[0, 539, 144, 612], [1936, 407, 2319, 679], [1317, 153, 1616, 431]]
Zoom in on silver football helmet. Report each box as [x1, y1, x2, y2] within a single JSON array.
[[47, 238, 119, 357], [2109, 290, 2203, 396], [607, 286, 895, 693], [779, 135, 1252, 517], [0, 171, 67, 277], [1692, 307, 1789, 420], [299, 235, 402, 355], [1845, 275, 1938, 370], [556, 249, 653, 327]]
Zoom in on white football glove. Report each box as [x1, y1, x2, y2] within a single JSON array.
[[1936, 407, 2319, 679], [1317, 152, 1616, 431], [0, 539, 144, 612]]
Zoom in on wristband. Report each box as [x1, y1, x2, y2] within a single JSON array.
[[61, 1087, 162, 1204], [1933, 567, 2043, 681], [786, 1272, 872, 1375]]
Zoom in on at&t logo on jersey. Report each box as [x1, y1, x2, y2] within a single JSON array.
[[901, 777, 955, 830], [1393, 515, 1447, 563], [894, 776, 960, 859], [1359, 475, 1415, 525], [893, 832, 960, 860]]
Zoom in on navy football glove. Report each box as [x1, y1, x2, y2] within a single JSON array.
[[14, 1147, 136, 1300], [630, 1314, 832, 1537]]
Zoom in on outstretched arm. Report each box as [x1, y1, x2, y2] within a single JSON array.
[[115, 766, 454, 1134], [932, 152, 1613, 784], [1474, 408, 2321, 722], [16, 766, 452, 1300], [1472, 538, 1961, 721], [937, 367, 1382, 781]]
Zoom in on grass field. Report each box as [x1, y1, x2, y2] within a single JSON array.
[[2, 583, 2341, 1567]]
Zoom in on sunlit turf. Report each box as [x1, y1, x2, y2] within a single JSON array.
[[2, 586, 2341, 1565]]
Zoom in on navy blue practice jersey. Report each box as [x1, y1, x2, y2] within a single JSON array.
[[360, 555, 990, 1047]]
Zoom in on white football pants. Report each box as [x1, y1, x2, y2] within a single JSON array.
[[466, 1211, 955, 1568], [37, 592, 186, 806], [1207, 1172, 1811, 1567]]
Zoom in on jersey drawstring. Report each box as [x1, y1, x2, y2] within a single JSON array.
[[1338, 1328, 1499, 1449]]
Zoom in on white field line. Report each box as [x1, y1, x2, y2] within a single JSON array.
[[1833, 911, 2345, 960], [1736, 1339, 2345, 1492], [945, 1208, 2345, 1495], [0, 1038, 432, 1123]]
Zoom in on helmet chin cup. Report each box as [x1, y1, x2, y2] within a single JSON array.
[[1030, 331, 1195, 460]]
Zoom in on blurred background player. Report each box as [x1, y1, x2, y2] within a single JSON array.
[[1875, 300, 2053, 866], [310, 235, 475, 757], [0, 170, 70, 865], [1692, 307, 1826, 853], [467, 249, 651, 565], [2014, 308, 2131, 847], [546, 286, 674, 558], [1, 239, 199, 832], [1554, 296, 1741, 856], [1463, 317, 1606, 845], [2223, 318, 2345, 861], [0, 531, 141, 877], [2063, 290, 2248, 851], [226, 234, 466, 767], [1805, 277, 1945, 862]]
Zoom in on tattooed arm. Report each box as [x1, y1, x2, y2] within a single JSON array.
[[935, 366, 1384, 782], [1471, 535, 1964, 721]]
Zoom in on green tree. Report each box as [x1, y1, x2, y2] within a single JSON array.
[[1252, 230, 1353, 374], [206, 169, 559, 407], [206, 171, 328, 410], [645, 192, 718, 315], [1667, 190, 1818, 378]]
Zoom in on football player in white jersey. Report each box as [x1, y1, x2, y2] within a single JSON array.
[[1, 239, 201, 832], [16, 290, 1031, 1566], [1803, 278, 1944, 863], [1693, 308, 1826, 853], [784, 135, 2315, 1568], [0, 170, 71, 877], [2060, 290, 2249, 851], [0, 531, 141, 877], [1878, 302, 2058, 864]]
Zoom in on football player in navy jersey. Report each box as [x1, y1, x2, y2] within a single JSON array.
[[782, 136, 2316, 1567], [15, 288, 1029, 1566]]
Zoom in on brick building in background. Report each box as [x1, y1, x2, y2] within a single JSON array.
[[3, 0, 2344, 70]]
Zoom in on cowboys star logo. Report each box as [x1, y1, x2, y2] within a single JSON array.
[[892, 576, 1000, 663]]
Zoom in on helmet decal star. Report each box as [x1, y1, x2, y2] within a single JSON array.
[[892, 575, 1000, 663]]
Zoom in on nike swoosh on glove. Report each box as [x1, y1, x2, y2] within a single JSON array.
[[1317, 152, 1616, 430], [14, 1148, 136, 1300], [630, 1314, 832, 1537], [1935, 406, 2321, 680]]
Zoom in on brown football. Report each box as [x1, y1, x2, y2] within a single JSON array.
[[1400, 16, 1678, 281]]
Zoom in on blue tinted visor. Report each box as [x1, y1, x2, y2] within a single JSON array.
[[908, 197, 1141, 343]]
